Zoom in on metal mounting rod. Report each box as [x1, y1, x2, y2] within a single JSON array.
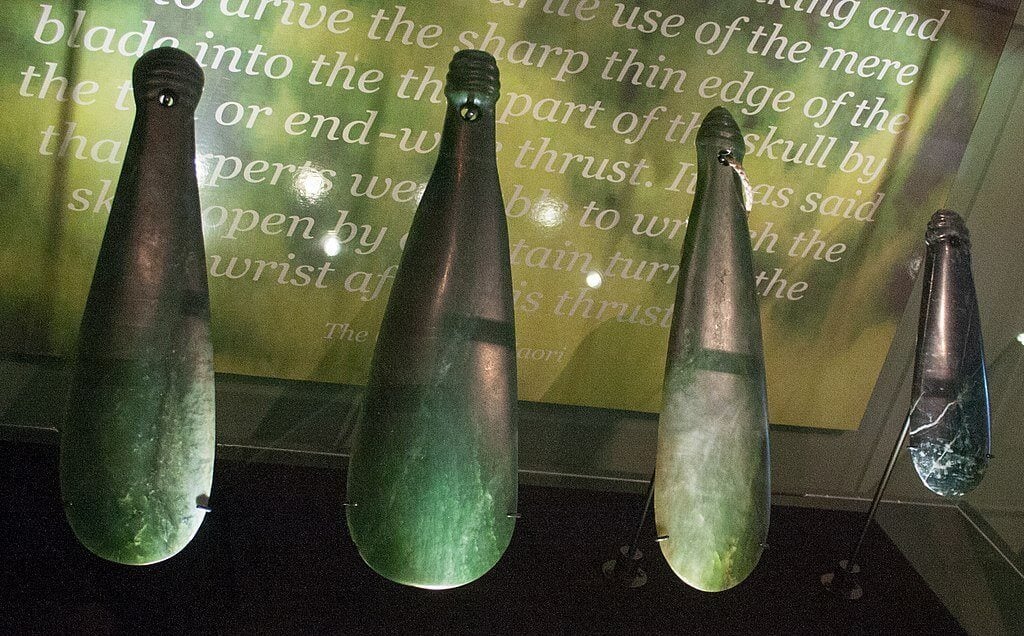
[[603, 471, 656, 588], [822, 408, 913, 599], [626, 472, 657, 565], [849, 409, 913, 567]]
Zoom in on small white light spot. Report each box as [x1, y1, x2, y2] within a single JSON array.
[[294, 166, 330, 203], [586, 271, 602, 289], [1016, 333, 1024, 346], [531, 197, 565, 228], [322, 234, 341, 256]]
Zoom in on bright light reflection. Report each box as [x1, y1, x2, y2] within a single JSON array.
[[1016, 333, 1024, 346], [322, 234, 342, 256], [531, 197, 565, 228], [908, 255, 923, 277], [586, 271, 602, 289], [294, 167, 330, 203], [194, 157, 209, 186]]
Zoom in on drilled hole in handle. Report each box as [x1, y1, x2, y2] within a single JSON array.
[[459, 102, 480, 122]]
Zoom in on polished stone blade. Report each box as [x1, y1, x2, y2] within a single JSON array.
[[60, 48, 214, 565], [908, 210, 991, 497], [655, 107, 770, 592], [346, 51, 517, 589]]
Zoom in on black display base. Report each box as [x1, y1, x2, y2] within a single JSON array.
[[602, 545, 647, 588], [0, 440, 964, 633], [821, 559, 864, 600]]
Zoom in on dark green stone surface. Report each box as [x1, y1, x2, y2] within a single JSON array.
[[60, 48, 214, 565], [62, 355, 214, 564], [908, 210, 990, 497], [654, 108, 770, 592], [346, 51, 517, 589], [347, 377, 516, 589]]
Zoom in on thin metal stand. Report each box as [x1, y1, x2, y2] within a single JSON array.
[[821, 409, 913, 600], [603, 472, 655, 588]]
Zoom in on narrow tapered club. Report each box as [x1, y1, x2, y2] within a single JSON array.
[[61, 47, 215, 565], [654, 107, 770, 592], [346, 50, 518, 589], [907, 210, 991, 497]]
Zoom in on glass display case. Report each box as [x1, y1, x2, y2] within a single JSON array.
[[0, 0, 1022, 632]]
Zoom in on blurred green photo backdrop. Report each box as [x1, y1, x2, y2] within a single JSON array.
[[0, 0, 1017, 429]]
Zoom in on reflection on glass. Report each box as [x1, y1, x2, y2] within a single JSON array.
[[194, 156, 210, 187], [322, 233, 342, 256], [294, 165, 330, 203], [531, 196, 565, 228]]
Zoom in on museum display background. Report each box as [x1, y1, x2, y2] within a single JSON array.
[[0, 1, 1022, 631], [1, 0, 1019, 429]]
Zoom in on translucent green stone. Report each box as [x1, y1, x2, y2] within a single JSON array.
[[656, 359, 769, 591], [346, 380, 516, 589], [654, 107, 770, 592], [59, 48, 214, 565], [345, 51, 517, 589], [62, 355, 214, 565]]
